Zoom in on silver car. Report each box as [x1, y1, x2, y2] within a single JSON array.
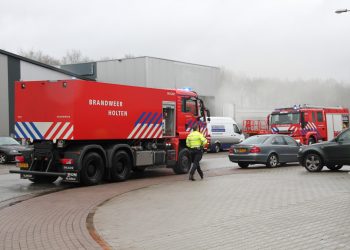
[[228, 134, 301, 168]]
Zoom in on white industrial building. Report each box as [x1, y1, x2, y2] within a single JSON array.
[[0, 49, 87, 136]]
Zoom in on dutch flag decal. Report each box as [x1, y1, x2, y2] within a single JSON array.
[[128, 112, 163, 139], [15, 122, 74, 142]]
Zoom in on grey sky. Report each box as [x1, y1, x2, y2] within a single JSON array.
[[1, 0, 350, 82]]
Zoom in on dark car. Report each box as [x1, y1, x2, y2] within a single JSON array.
[[0, 137, 31, 164], [228, 134, 301, 168], [298, 128, 350, 172]]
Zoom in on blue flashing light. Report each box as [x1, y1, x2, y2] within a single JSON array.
[[179, 87, 193, 91]]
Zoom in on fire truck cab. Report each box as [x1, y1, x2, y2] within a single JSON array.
[[270, 105, 349, 144]]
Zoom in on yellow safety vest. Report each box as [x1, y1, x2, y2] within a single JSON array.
[[186, 131, 207, 148]]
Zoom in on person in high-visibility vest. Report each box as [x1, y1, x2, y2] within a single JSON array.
[[186, 124, 207, 181]]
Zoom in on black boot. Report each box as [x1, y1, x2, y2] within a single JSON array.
[[198, 169, 204, 179], [189, 175, 195, 181]]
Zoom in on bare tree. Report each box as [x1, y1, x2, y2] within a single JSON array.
[[19, 49, 60, 65], [19, 49, 92, 65], [124, 54, 135, 59], [61, 50, 91, 65]]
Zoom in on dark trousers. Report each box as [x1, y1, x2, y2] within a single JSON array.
[[189, 148, 203, 178]]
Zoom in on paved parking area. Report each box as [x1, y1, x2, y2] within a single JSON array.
[[0, 164, 66, 209], [0, 163, 16, 175], [1, 154, 350, 250], [95, 165, 350, 250], [0, 153, 235, 250]]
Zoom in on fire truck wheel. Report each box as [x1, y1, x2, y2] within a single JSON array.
[[111, 150, 131, 181], [308, 137, 316, 145], [266, 153, 279, 168], [81, 152, 105, 185], [214, 143, 221, 153], [29, 175, 58, 184], [326, 164, 343, 171], [303, 153, 324, 172], [238, 162, 249, 168], [173, 148, 191, 174]]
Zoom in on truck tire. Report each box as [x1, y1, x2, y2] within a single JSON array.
[[81, 152, 105, 185], [266, 153, 279, 168], [29, 175, 58, 184], [304, 153, 323, 172], [326, 165, 343, 171], [110, 150, 131, 181], [238, 162, 249, 168], [173, 148, 191, 174]]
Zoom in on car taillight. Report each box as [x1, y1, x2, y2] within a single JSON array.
[[250, 146, 261, 153], [59, 158, 74, 165], [15, 155, 25, 163], [229, 148, 234, 154]]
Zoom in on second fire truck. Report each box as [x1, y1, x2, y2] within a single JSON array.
[[243, 105, 349, 144]]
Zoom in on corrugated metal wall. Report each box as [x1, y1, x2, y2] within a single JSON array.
[[95, 57, 219, 114], [146, 57, 219, 97], [20, 61, 73, 81], [96, 57, 219, 96], [97, 58, 147, 86]]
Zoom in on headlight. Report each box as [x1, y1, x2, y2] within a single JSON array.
[[10, 149, 19, 154]]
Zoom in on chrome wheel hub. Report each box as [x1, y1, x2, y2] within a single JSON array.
[[270, 155, 277, 167], [305, 155, 320, 171]]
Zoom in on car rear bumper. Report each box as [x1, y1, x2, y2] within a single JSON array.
[[6, 153, 21, 162], [228, 153, 267, 164]]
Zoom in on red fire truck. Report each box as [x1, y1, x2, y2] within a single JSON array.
[[243, 105, 349, 144], [10, 80, 210, 185]]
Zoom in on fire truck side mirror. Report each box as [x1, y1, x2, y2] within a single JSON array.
[[205, 108, 211, 121]]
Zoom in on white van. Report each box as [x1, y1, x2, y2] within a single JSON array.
[[206, 117, 245, 153]]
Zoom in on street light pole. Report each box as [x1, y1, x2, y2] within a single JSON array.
[[335, 9, 349, 14]]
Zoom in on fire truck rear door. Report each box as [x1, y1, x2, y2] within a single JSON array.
[[162, 101, 176, 137], [326, 114, 343, 140]]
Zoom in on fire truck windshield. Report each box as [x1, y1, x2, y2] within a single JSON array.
[[271, 112, 300, 125]]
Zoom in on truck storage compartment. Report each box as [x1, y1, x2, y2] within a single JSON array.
[[14, 80, 177, 141]]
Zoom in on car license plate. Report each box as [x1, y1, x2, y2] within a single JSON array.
[[236, 148, 247, 153], [18, 163, 29, 169]]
